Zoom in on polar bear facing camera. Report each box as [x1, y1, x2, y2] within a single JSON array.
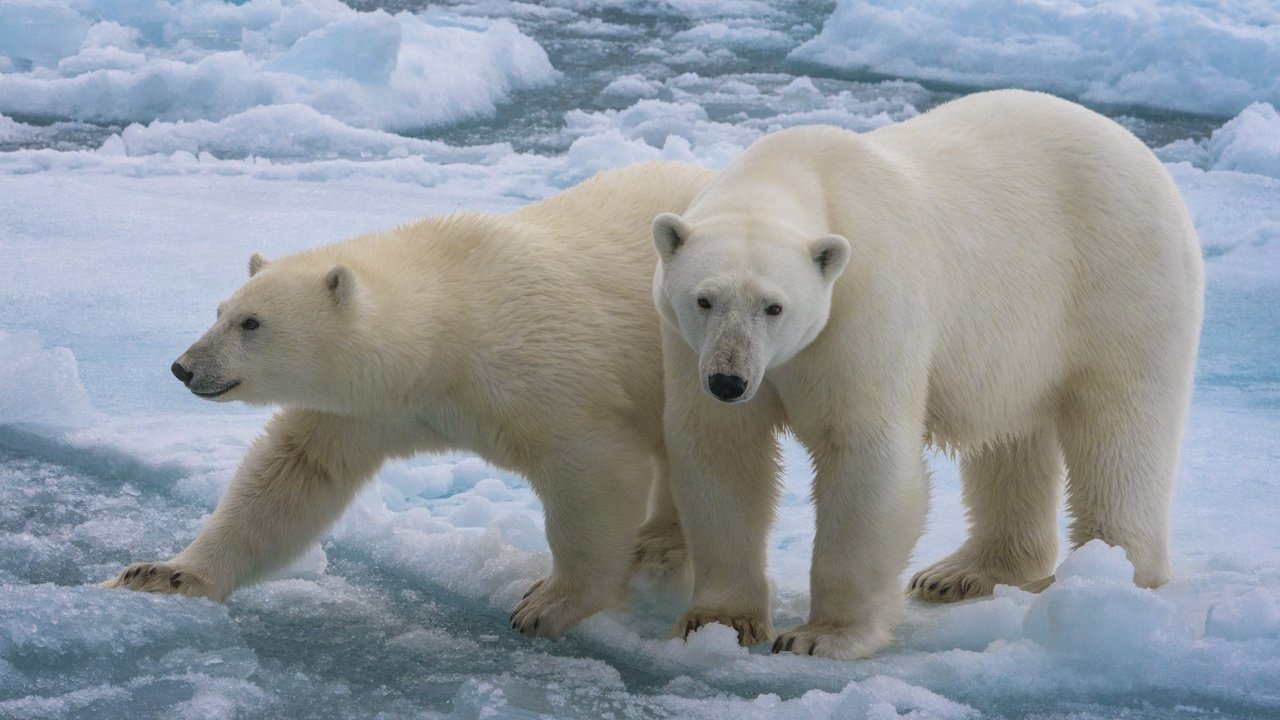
[[104, 161, 715, 639], [652, 90, 1203, 659]]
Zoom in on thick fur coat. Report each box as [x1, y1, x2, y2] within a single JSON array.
[[106, 162, 716, 638], [652, 90, 1203, 659]]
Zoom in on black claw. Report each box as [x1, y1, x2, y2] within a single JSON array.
[[785, 637, 796, 652], [170, 573, 182, 589], [124, 567, 140, 581], [909, 577, 917, 590], [771, 638, 783, 653], [939, 585, 950, 595], [808, 643, 816, 656], [522, 588, 534, 600], [928, 581, 939, 592], [532, 619, 539, 632]]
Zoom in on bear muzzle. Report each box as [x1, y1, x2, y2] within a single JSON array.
[[172, 356, 240, 399]]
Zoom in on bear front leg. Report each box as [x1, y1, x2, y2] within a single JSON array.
[[773, 420, 929, 659], [104, 409, 429, 600], [631, 463, 690, 583], [510, 432, 653, 638], [662, 337, 785, 647]]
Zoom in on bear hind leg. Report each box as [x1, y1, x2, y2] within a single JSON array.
[[510, 434, 653, 638], [1056, 380, 1184, 589], [910, 425, 1062, 602], [631, 463, 690, 584]]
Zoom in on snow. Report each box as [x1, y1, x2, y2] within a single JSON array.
[[2, 0, 1279, 717], [792, 0, 1280, 117], [562, 75, 925, 173], [1206, 588, 1280, 642], [113, 104, 515, 161], [1160, 102, 1280, 180], [0, 330, 94, 427], [0, 0, 557, 133]]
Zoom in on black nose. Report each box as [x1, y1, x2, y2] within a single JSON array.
[[708, 373, 748, 401], [171, 361, 193, 385]]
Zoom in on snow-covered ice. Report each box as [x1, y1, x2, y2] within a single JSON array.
[[1160, 102, 1280, 180], [793, 0, 1280, 117], [0, 0, 557, 133], [2, 0, 1279, 718]]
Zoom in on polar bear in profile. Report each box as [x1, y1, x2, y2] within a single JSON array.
[[105, 162, 715, 639], [651, 90, 1203, 659]]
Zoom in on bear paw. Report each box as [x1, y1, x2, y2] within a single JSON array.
[[770, 622, 893, 660], [509, 578, 603, 639], [908, 563, 996, 603], [674, 608, 773, 646], [631, 522, 688, 578], [909, 548, 1051, 603], [102, 562, 214, 599]]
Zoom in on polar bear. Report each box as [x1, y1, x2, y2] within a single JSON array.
[[651, 90, 1203, 659], [104, 161, 715, 638]]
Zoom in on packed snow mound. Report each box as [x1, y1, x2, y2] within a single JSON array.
[[1160, 103, 1280, 180], [0, 329, 93, 426], [0, 0, 557, 132], [792, 0, 1280, 117], [1205, 103, 1280, 178], [0, 113, 41, 145], [559, 75, 924, 179], [111, 105, 515, 161], [1207, 588, 1280, 642]]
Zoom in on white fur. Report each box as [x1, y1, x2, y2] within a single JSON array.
[[104, 162, 716, 639], [652, 90, 1204, 659]]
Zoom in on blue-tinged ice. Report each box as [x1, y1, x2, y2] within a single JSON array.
[[0, 0, 557, 132], [2, 1, 1279, 717], [793, 0, 1280, 116]]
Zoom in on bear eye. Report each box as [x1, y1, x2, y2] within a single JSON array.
[[697, 297, 712, 310], [765, 304, 783, 316], [241, 318, 260, 331]]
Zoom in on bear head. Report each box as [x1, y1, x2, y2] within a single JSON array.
[[651, 212, 850, 403], [171, 251, 366, 411]]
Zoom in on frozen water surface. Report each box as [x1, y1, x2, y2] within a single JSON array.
[[2, 0, 1279, 718], [793, 0, 1280, 118]]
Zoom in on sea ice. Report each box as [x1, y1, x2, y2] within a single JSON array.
[[792, 0, 1280, 117], [0, 0, 557, 133], [1160, 103, 1280, 180], [2, 3, 1279, 715], [1206, 588, 1280, 642], [0, 329, 93, 426]]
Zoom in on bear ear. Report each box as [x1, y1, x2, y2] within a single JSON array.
[[248, 253, 270, 277], [325, 265, 356, 306], [811, 234, 851, 281], [652, 213, 690, 263]]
